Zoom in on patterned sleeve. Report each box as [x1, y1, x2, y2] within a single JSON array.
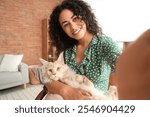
[[102, 36, 121, 72]]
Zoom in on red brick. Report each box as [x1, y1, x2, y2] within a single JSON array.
[[0, 0, 63, 65]]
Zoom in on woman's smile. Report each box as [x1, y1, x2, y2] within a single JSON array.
[[72, 28, 81, 35]]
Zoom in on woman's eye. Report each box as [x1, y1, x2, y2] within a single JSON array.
[[62, 23, 69, 28], [72, 16, 81, 22], [73, 17, 78, 22]]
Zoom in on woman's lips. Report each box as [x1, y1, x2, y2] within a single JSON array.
[[72, 28, 81, 35]]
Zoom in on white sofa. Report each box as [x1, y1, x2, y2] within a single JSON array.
[[0, 54, 29, 90]]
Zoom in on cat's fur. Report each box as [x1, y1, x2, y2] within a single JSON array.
[[40, 58, 118, 100]]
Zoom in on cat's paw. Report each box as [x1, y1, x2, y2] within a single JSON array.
[[82, 76, 94, 87], [108, 85, 118, 100]]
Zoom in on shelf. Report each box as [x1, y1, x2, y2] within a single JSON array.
[[42, 18, 57, 61]]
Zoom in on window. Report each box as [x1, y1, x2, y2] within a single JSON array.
[[85, 0, 150, 42]]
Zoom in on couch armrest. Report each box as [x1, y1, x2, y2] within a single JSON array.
[[19, 62, 29, 83]]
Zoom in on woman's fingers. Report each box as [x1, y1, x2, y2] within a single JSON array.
[[81, 90, 91, 96]]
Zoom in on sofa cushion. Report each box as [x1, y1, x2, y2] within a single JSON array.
[[0, 72, 22, 85], [0, 54, 23, 72]]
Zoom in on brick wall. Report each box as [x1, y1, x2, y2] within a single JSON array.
[[0, 0, 63, 65]]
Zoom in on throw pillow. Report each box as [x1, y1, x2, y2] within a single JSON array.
[[0, 54, 23, 72], [29, 68, 40, 85]]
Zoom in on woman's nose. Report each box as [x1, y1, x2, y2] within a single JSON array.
[[70, 21, 77, 30]]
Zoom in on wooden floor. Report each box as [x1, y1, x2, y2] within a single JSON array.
[[0, 84, 43, 100]]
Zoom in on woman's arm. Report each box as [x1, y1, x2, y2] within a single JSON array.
[[45, 81, 91, 100], [47, 52, 91, 100]]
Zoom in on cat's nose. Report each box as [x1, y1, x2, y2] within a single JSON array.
[[52, 72, 56, 75]]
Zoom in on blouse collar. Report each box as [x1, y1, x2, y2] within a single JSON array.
[[70, 35, 98, 65]]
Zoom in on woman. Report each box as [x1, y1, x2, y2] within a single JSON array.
[[46, 0, 121, 99]]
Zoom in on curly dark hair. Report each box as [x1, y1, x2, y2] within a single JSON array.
[[49, 0, 103, 54]]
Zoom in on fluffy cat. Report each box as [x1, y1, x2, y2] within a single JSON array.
[[40, 58, 118, 100]]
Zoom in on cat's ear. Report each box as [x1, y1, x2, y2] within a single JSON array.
[[57, 52, 65, 64], [39, 58, 49, 65]]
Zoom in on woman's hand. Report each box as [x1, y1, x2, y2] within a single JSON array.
[[61, 86, 92, 100], [45, 81, 92, 100]]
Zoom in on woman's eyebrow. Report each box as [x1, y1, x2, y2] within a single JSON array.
[[71, 15, 76, 18], [61, 21, 68, 25]]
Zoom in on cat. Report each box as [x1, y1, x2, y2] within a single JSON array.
[[40, 58, 118, 100]]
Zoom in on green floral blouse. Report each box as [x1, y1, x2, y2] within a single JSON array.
[[64, 35, 121, 93]]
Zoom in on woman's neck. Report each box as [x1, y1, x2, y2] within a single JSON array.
[[75, 32, 94, 64], [77, 32, 93, 48]]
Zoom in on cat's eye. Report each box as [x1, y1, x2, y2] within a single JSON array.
[[57, 67, 60, 71], [48, 69, 52, 72]]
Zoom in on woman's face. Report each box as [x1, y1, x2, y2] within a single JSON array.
[[59, 9, 87, 40]]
